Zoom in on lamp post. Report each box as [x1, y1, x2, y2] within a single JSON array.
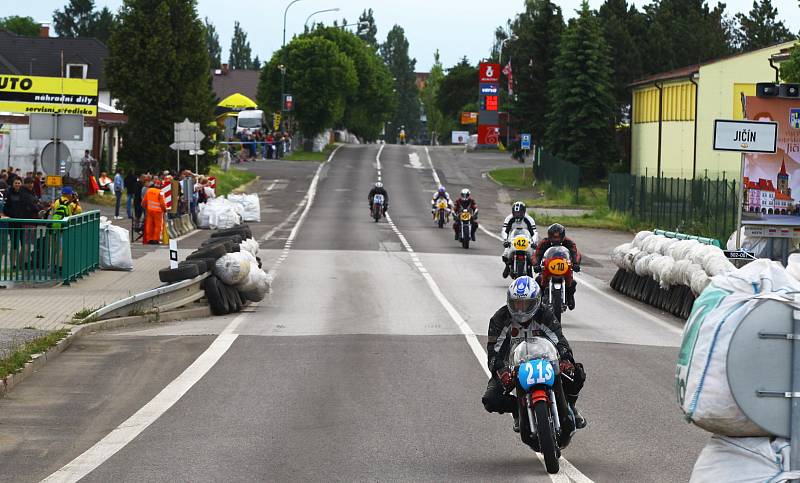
[[305, 8, 340, 31], [499, 35, 516, 149], [282, 0, 305, 116], [339, 21, 370, 30]]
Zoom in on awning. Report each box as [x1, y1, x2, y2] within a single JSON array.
[[215, 93, 258, 117]]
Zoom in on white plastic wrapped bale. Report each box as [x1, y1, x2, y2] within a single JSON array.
[[634, 253, 659, 277], [658, 238, 679, 256], [214, 252, 252, 285], [690, 435, 800, 483], [677, 259, 800, 436], [648, 255, 672, 287], [704, 254, 736, 277], [640, 234, 663, 254], [669, 239, 700, 262], [668, 259, 694, 287], [611, 243, 631, 270], [623, 247, 641, 272], [632, 230, 653, 249], [99, 221, 133, 271], [228, 193, 261, 223], [237, 268, 270, 301], [632, 250, 650, 275], [239, 238, 260, 257], [655, 256, 676, 289], [689, 270, 710, 295], [197, 198, 243, 229], [681, 263, 704, 288]]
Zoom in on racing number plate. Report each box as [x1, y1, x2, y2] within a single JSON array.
[[460, 211, 471, 221], [547, 258, 569, 276], [438, 201, 447, 209], [512, 236, 529, 250]]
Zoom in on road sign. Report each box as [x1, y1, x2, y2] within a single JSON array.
[[722, 249, 755, 260], [282, 94, 294, 112], [46, 175, 62, 187], [172, 118, 204, 151], [713, 119, 777, 153], [30, 114, 84, 141], [744, 225, 800, 238], [521, 133, 531, 150], [169, 239, 178, 269]]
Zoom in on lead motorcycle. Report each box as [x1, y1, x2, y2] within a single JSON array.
[[456, 209, 474, 249], [371, 193, 385, 222], [538, 246, 573, 322], [507, 334, 576, 474]]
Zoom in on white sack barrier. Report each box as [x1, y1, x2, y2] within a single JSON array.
[[99, 221, 133, 271], [690, 435, 800, 483], [227, 193, 261, 223], [197, 198, 243, 230], [677, 259, 800, 436], [239, 238, 260, 257], [214, 252, 252, 285], [236, 267, 270, 301]]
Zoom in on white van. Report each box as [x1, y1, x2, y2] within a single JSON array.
[[236, 109, 264, 134]]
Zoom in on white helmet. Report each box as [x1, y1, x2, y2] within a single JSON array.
[[375, 181, 383, 188], [461, 188, 470, 199], [506, 276, 541, 324]]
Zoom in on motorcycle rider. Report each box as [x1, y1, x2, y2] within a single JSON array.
[[368, 181, 389, 217], [481, 276, 587, 431], [501, 201, 537, 278], [431, 185, 452, 220], [452, 188, 478, 241], [533, 223, 581, 310]]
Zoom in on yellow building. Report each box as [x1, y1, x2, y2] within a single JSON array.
[[630, 41, 796, 180]]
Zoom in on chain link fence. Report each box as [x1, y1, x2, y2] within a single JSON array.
[[608, 173, 739, 242]]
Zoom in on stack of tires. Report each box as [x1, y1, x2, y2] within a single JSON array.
[[158, 224, 270, 316]]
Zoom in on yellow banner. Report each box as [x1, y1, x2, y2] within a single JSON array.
[[0, 75, 98, 117]]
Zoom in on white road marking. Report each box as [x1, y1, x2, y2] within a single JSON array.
[[266, 180, 280, 191], [398, 147, 593, 483], [406, 152, 424, 169], [41, 146, 342, 483]]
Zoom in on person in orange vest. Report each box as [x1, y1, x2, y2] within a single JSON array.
[[141, 179, 167, 244]]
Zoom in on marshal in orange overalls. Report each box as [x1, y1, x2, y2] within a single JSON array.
[[141, 185, 167, 244]]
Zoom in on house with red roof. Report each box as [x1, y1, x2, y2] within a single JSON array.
[[744, 160, 795, 214]]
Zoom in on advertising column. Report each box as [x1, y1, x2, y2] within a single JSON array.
[[477, 63, 500, 146]]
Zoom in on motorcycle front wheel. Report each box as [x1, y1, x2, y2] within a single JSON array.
[[551, 288, 563, 322], [438, 212, 444, 228], [533, 400, 560, 474]]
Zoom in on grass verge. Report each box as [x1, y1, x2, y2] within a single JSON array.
[[282, 143, 336, 162], [85, 193, 118, 207], [531, 206, 649, 232], [72, 305, 101, 322], [208, 165, 257, 197], [488, 168, 607, 209], [489, 166, 534, 189], [0, 328, 70, 380]]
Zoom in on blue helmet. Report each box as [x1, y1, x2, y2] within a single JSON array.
[[438, 185, 446, 194], [506, 276, 541, 324]]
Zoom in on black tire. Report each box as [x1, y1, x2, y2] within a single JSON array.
[[224, 284, 241, 313], [159, 264, 199, 283], [187, 243, 227, 261], [255, 256, 262, 269], [438, 213, 444, 228], [212, 226, 252, 238], [202, 234, 242, 246], [179, 259, 208, 274], [204, 276, 229, 315], [551, 288, 563, 322], [533, 400, 560, 474], [462, 237, 469, 249], [197, 257, 218, 273]]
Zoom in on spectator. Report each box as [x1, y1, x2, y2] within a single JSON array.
[[266, 132, 275, 159], [98, 171, 113, 192], [133, 174, 145, 221], [124, 169, 137, 219], [0, 172, 8, 194], [113, 168, 124, 219], [3, 177, 40, 219], [33, 172, 43, 199]]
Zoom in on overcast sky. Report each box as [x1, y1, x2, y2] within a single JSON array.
[[6, 0, 800, 71]]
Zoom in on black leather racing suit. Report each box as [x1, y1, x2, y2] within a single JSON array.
[[481, 305, 585, 414], [368, 187, 389, 215]]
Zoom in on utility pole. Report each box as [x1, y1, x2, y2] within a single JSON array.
[[282, 0, 305, 117]]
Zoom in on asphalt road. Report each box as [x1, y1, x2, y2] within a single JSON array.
[[0, 145, 709, 482]]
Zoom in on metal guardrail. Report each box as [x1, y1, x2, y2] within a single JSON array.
[[79, 272, 209, 322], [653, 229, 722, 248]]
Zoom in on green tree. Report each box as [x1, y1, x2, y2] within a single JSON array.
[[228, 21, 252, 69], [781, 42, 800, 83], [0, 16, 40, 36], [735, 0, 794, 51], [258, 36, 357, 141], [381, 25, 420, 142], [420, 50, 451, 144], [545, 1, 618, 178], [507, 0, 564, 145], [53, 0, 115, 43], [107, 0, 213, 173], [435, 57, 478, 124], [356, 8, 377, 48], [204, 17, 221, 68], [598, 0, 645, 119], [251, 55, 260, 70]]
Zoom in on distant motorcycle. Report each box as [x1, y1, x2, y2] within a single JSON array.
[[539, 246, 573, 322], [435, 200, 450, 228], [457, 209, 473, 249], [372, 193, 385, 222], [506, 334, 575, 474]]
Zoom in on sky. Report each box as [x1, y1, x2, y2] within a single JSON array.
[[5, 0, 800, 71]]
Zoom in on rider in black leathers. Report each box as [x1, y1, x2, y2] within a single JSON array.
[[368, 181, 389, 216]]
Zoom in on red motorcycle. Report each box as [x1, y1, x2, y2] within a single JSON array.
[[539, 246, 573, 322]]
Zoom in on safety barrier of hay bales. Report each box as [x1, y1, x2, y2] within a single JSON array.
[[609, 230, 736, 319]]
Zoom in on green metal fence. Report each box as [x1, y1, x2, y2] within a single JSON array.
[[0, 210, 100, 285], [608, 173, 738, 242], [535, 149, 581, 203]]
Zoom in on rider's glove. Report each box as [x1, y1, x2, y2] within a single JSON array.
[[559, 359, 575, 375], [503, 241, 510, 248], [559, 348, 575, 364], [573, 265, 581, 272], [533, 265, 542, 273], [497, 368, 514, 389]]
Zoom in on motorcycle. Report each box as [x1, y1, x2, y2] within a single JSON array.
[[507, 335, 575, 474], [540, 246, 572, 322], [435, 200, 450, 228], [371, 193, 385, 222], [509, 230, 534, 279], [457, 209, 473, 249]]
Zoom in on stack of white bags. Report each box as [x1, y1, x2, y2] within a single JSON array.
[[197, 197, 243, 230], [212, 236, 270, 302]]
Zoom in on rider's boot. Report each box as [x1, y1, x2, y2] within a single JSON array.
[[471, 223, 476, 241], [570, 403, 587, 429], [567, 282, 576, 310]]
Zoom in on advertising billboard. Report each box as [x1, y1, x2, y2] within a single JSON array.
[[741, 96, 800, 227], [460, 112, 477, 125], [478, 125, 499, 145], [0, 74, 98, 116], [451, 131, 469, 144], [479, 63, 500, 83]]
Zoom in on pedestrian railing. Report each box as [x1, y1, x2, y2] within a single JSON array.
[[608, 173, 738, 243], [535, 150, 581, 203], [0, 210, 100, 285]]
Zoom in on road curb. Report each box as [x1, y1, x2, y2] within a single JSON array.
[[0, 304, 211, 400], [231, 175, 261, 194]]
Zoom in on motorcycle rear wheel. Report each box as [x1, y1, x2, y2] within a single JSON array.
[[533, 400, 560, 474]]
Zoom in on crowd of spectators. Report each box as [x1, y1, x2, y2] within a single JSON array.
[[234, 129, 292, 162]]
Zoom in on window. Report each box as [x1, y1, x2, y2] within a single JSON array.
[[66, 63, 88, 79]]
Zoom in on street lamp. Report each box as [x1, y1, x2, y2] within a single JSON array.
[[305, 8, 340, 31], [339, 21, 369, 30], [282, 0, 305, 116], [499, 35, 517, 149]]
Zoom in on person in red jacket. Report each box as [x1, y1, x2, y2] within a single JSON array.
[[452, 188, 478, 241], [533, 223, 581, 310]]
